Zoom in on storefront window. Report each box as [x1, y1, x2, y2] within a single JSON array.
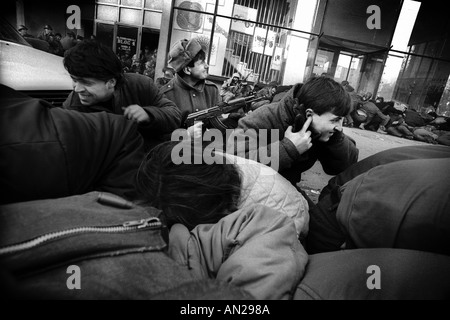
[[97, 5, 118, 21], [144, 10, 162, 29], [121, 0, 142, 8], [97, 0, 119, 4], [119, 7, 141, 25], [170, 0, 318, 86], [144, 0, 163, 11]]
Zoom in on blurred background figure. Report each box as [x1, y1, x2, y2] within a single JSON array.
[[60, 31, 77, 51], [155, 66, 175, 88], [220, 73, 241, 102], [17, 24, 33, 38], [38, 24, 53, 42]]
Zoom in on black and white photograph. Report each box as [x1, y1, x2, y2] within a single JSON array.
[[1, 0, 449, 307]]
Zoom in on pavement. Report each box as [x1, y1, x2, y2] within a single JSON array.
[[298, 127, 430, 203]]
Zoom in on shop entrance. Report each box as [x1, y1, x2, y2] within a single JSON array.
[[95, 22, 160, 79]]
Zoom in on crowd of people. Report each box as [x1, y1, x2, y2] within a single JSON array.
[[341, 80, 450, 146], [18, 23, 88, 56], [118, 46, 165, 84], [1, 37, 449, 300]]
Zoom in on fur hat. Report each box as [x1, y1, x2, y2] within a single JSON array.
[[167, 38, 206, 73]]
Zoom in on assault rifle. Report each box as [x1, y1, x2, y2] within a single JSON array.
[[184, 95, 265, 130]]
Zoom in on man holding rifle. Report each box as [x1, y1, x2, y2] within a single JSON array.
[[161, 38, 241, 139], [220, 73, 242, 102]]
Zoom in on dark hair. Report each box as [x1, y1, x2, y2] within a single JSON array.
[[63, 40, 124, 86], [177, 50, 206, 77], [296, 76, 352, 116], [136, 141, 242, 230]]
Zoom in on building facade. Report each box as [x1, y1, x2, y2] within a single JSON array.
[[8, 0, 450, 115]]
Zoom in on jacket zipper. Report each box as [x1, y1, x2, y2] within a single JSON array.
[[0, 217, 161, 256]]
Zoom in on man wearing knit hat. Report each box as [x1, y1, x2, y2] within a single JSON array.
[[160, 38, 222, 137]]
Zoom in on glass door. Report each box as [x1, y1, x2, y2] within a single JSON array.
[[114, 23, 139, 62], [96, 23, 114, 49], [357, 52, 385, 96]]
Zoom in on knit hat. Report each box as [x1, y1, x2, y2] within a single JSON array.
[[167, 38, 205, 73]]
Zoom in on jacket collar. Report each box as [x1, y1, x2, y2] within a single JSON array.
[[174, 74, 206, 92], [281, 83, 304, 117]]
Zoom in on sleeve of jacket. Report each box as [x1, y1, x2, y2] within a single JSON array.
[[227, 101, 302, 172], [138, 80, 181, 134], [189, 205, 308, 300], [316, 130, 359, 176]]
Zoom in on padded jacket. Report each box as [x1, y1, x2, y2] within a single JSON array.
[[222, 152, 309, 239], [168, 204, 308, 300]]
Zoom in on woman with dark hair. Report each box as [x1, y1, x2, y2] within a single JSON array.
[[136, 141, 242, 230], [135, 139, 310, 299], [136, 140, 309, 235], [135, 140, 450, 300], [62, 40, 181, 150]]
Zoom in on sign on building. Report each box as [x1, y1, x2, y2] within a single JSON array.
[[231, 4, 257, 35], [252, 27, 276, 56]]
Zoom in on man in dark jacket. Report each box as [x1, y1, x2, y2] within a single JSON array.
[[0, 84, 145, 204], [62, 40, 181, 150], [227, 76, 359, 186]]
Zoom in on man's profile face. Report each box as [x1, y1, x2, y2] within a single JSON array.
[[189, 59, 209, 80], [70, 76, 115, 106], [310, 111, 344, 142]]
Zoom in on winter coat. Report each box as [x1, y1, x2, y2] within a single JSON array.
[[168, 204, 308, 300], [221, 152, 309, 239], [160, 74, 220, 123], [63, 73, 181, 149], [227, 84, 359, 184], [0, 84, 145, 204]]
